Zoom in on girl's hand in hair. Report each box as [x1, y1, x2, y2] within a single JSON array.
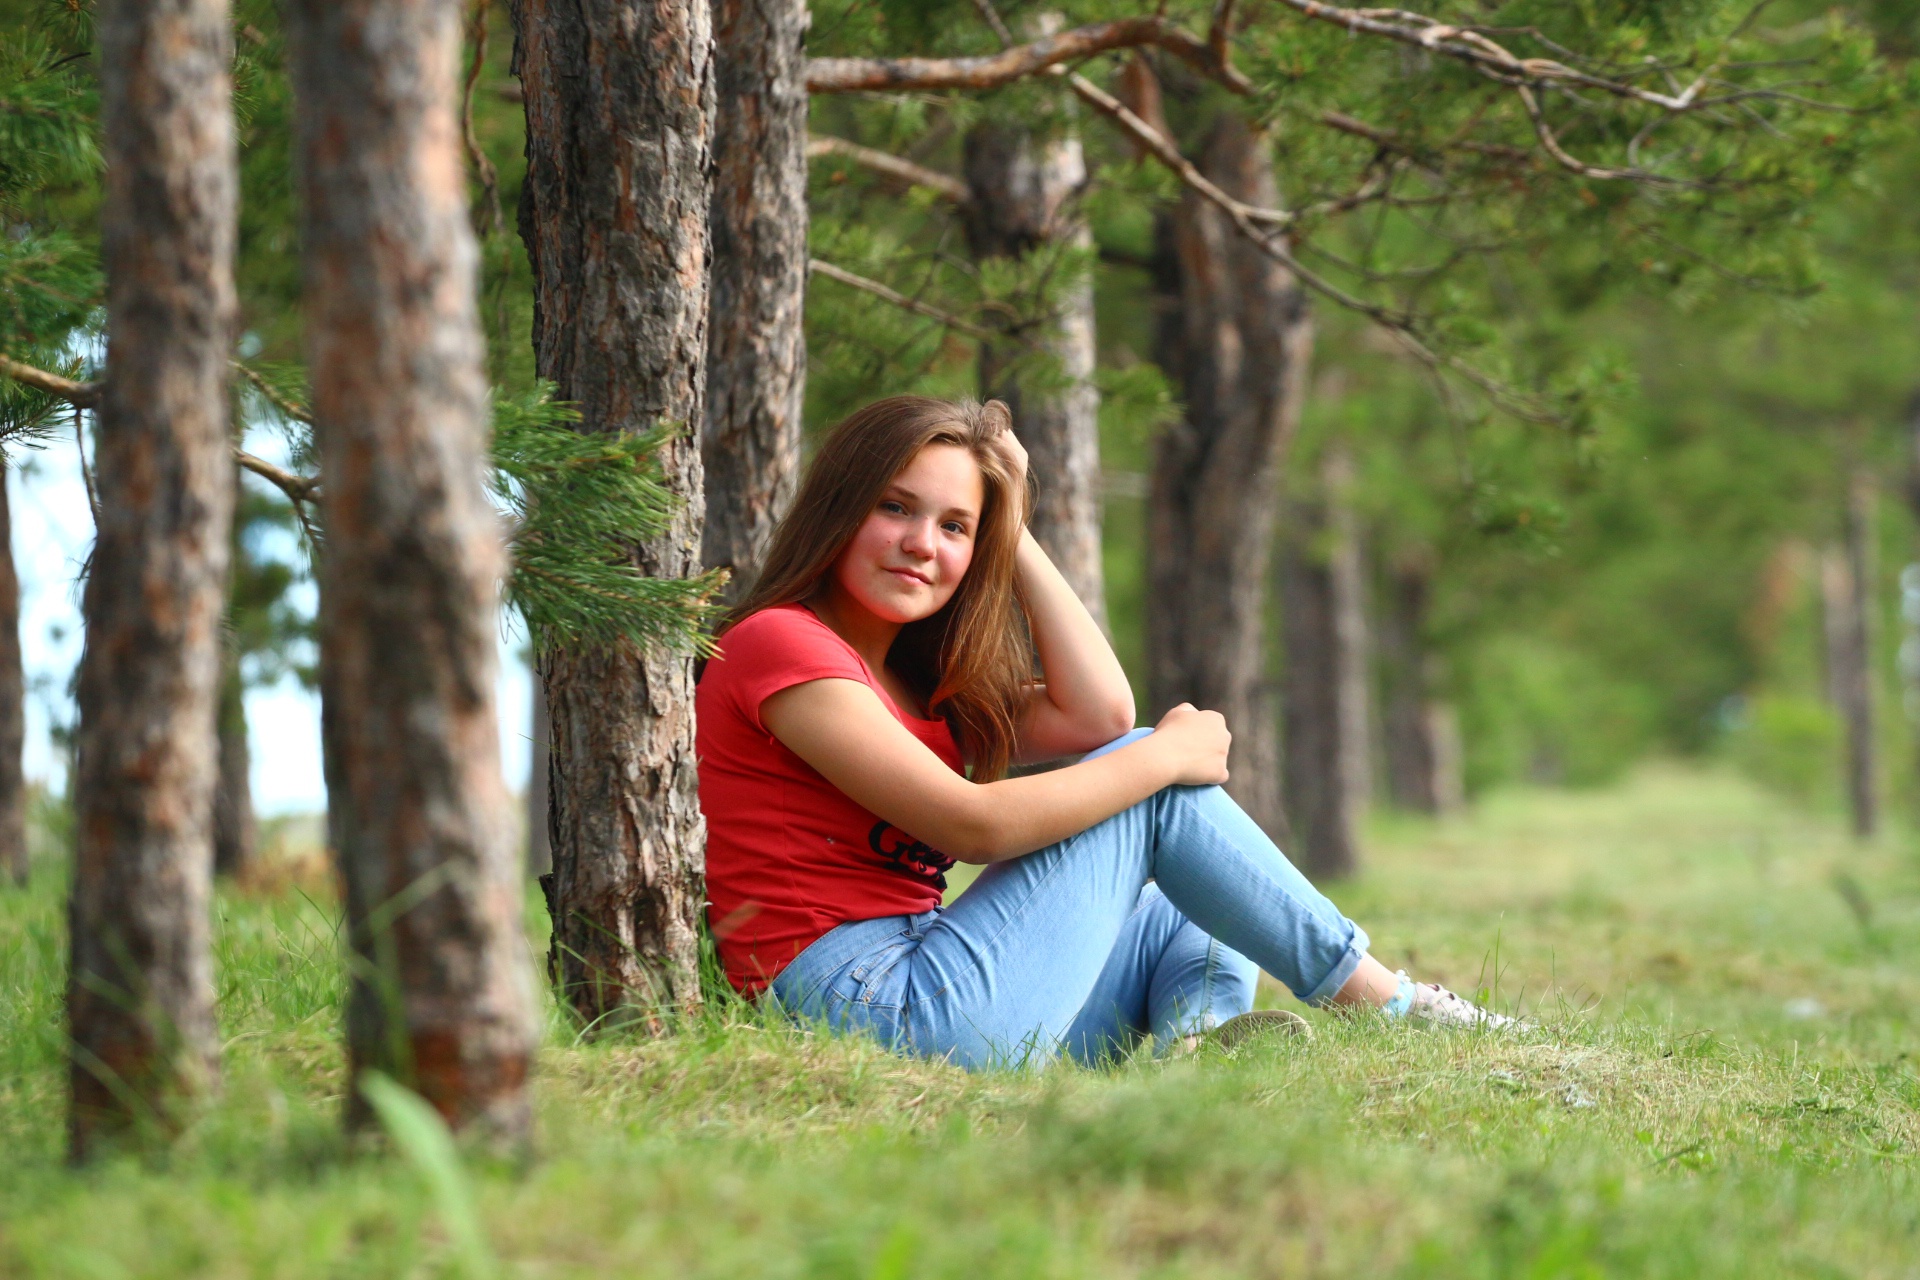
[[1151, 703, 1232, 787], [981, 400, 1030, 517]]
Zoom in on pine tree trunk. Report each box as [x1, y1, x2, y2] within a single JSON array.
[[964, 117, 1106, 624], [1145, 113, 1312, 838], [1325, 445, 1372, 816], [211, 651, 256, 879], [68, 0, 235, 1160], [1279, 494, 1356, 879], [0, 462, 25, 886], [289, 0, 538, 1139], [528, 672, 551, 879], [513, 0, 714, 1030], [1823, 468, 1877, 840], [1378, 558, 1442, 814], [703, 0, 808, 604]]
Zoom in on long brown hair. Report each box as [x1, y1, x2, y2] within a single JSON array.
[[724, 396, 1033, 781]]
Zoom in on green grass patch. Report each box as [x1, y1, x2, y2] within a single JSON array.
[[3, 764, 1917, 1276]]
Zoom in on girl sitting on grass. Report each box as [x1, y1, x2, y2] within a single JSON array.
[[696, 396, 1514, 1069]]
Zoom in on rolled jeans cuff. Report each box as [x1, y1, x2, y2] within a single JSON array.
[[1301, 923, 1370, 1006]]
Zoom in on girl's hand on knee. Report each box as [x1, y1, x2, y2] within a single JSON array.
[[1151, 703, 1231, 786]]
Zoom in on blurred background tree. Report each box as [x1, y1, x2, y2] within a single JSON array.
[[1, 0, 1916, 911], [798, 0, 1907, 874]]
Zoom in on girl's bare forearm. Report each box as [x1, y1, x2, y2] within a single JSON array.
[[949, 735, 1172, 863]]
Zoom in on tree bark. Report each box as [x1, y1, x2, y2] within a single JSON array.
[[528, 671, 550, 878], [1279, 492, 1355, 879], [513, 0, 714, 1030], [964, 116, 1106, 625], [67, 0, 235, 1161], [0, 462, 25, 886], [703, 0, 808, 604], [289, 0, 538, 1139], [1377, 552, 1465, 816], [1324, 445, 1372, 816], [211, 651, 256, 879], [1145, 113, 1312, 838], [1378, 557, 1439, 814], [1822, 467, 1877, 840]]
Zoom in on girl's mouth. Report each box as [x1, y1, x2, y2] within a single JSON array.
[[886, 567, 933, 586]]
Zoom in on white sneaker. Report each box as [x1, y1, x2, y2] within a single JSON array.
[[1407, 982, 1524, 1030]]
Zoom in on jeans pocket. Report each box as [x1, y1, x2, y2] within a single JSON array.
[[848, 939, 912, 1006]]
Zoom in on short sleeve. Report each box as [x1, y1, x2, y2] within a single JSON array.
[[707, 606, 871, 733]]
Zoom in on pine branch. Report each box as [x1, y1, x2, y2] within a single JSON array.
[[809, 259, 1004, 343], [1209, 0, 1240, 66], [807, 16, 1249, 95], [1315, 109, 1534, 166], [492, 384, 726, 655], [1, 350, 327, 506], [0, 355, 720, 656], [236, 450, 320, 503], [0, 352, 97, 407], [232, 360, 313, 425], [1066, 73, 1560, 425], [807, 134, 972, 206], [1267, 0, 1723, 111], [460, 0, 502, 239]]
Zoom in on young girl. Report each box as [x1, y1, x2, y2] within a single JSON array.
[[696, 396, 1513, 1069]]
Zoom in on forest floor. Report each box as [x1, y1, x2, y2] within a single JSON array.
[[3, 763, 1918, 1278]]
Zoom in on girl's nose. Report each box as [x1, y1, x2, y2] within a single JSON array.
[[900, 517, 937, 557]]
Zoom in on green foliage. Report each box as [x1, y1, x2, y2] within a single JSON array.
[[0, 25, 97, 207], [1458, 634, 1664, 788], [1724, 693, 1843, 808], [228, 484, 313, 689], [808, 0, 1902, 427], [491, 385, 725, 656], [0, 9, 100, 440]]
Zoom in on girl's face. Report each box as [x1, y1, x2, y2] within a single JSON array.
[[830, 443, 986, 625]]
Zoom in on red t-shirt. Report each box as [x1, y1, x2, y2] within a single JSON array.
[[696, 603, 963, 994]]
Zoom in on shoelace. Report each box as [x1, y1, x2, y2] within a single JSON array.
[[1414, 983, 1525, 1029]]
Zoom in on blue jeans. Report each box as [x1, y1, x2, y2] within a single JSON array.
[[769, 728, 1371, 1069]]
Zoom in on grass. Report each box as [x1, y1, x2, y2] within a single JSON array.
[[2, 762, 1918, 1277]]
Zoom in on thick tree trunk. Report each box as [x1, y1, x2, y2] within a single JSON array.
[[1145, 113, 1311, 838], [964, 117, 1106, 624], [67, 0, 235, 1160], [1377, 557, 1465, 816], [513, 0, 714, 1030], [290, 0, 538, 1139], [1822, 467, 1877, 839], [703, 0, 808, 604], [1378, 557, 1440, 814], [1280, 501, 1350, 879], [0, 463, 24, 886], [211, 652, 256, 879]]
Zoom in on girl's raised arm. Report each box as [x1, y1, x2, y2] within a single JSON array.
[[1011, 526, 1136, 762]]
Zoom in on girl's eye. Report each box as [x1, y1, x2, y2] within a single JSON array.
[[879, 500, 908, 515], [943, 522, 969, 536]]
